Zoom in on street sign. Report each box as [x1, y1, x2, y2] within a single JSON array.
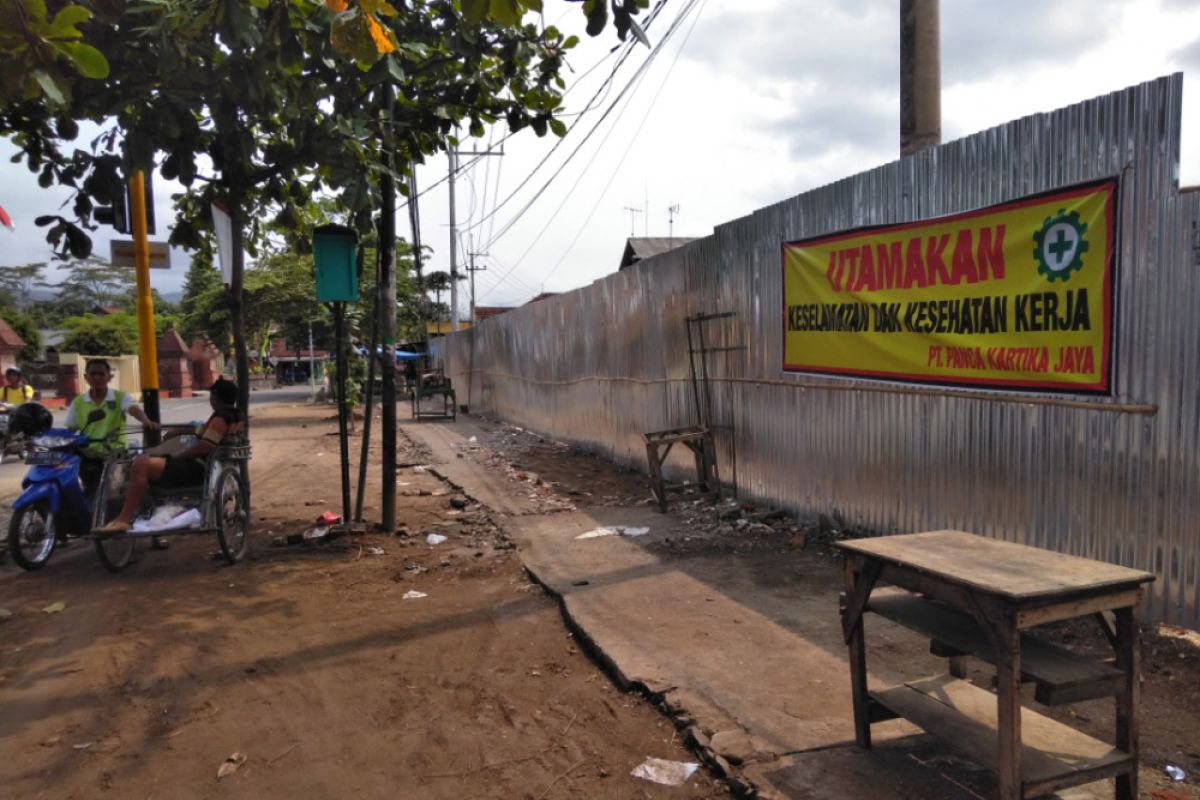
[[110, 239, 170, 269]]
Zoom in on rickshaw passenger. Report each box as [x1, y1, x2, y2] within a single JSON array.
[[97, 378, 242, 534]]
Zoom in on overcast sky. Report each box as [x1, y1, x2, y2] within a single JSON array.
[[2, 0, 1198, 310]]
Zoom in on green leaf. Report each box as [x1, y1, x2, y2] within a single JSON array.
[[563, 35, 579, 49], [32, 70, 65, 105], [56, 42, 110, 79], [488, 0, 521, 27], [48, 5, 91, 38], [385, 54, 406, 82], [548, 117, 566, 137], [249, 0, 269, 7], [461, 0, 487, 24]]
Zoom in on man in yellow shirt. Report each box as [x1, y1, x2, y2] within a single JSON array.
[[0, 367, 34, 407]]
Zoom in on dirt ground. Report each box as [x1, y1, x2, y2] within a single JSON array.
[[0, 403, 727, 800], [1, 403, 1198, 799], [464, 418, 1200, 799]]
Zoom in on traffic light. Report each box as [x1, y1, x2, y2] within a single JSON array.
[[93, 193, 129, 234]]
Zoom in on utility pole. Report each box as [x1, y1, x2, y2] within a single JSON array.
[[447, 147, 459, 333], [447, 146, 504, 334], [668, 204, 680, 245], [466, 251, 487, 326], [900, 0, 941, 156], [623, 205, 642, 236]]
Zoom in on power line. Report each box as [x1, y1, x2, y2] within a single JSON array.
[[460, 1, 669, 236], [480, 0, 693, 254], [478, 0, 702, 300], [536, 0, 709, 287]]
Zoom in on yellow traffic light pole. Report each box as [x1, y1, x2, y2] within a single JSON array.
[[129, 169, 161, 445]]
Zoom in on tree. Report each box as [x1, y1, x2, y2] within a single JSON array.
[[0, 1, 109, 107], [178, 248, 226, 345], [0, 262, 48, 309], [2, 0, 604, 412], [60, 313, 138, 355], [0, 309, 43, 363], [27, 295, 90, 328], [56, 257, 133, 307]]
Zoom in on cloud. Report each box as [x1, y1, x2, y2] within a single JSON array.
[[683, 1, 896, 95], [1173, 36, 1200, 71], [941, 0, 1124, 84]]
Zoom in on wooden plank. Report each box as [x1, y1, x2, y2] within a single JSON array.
[[995, 621, 1022, 800], [1114, 606, 1139, 800], [871, 676, 1131, 794], [845, 558, 873, 749], [868, 591, 1125, 704], [1016, 588, 1143, 627], [836, 531, 1154, 601]]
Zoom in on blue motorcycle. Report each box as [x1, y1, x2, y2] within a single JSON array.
[[6, 405, 111, 571]]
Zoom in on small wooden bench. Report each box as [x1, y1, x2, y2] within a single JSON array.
[[868, 588, 1125, 706], [642, 425, 719, 512]]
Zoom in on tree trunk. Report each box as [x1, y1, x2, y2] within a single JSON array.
[[228, 187, 251, 423]]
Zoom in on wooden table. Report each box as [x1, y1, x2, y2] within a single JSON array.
[[835, 531, 1155, 800]]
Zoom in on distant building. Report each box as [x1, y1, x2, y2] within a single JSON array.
[[0, 317, 25, 372], [473, 305, 514, 324], [91, 304, 125, 316], [617, 237, 699, 271]]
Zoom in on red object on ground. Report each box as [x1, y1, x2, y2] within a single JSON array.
[[0, 204, 13, 231], [319, 511, 342, 525]]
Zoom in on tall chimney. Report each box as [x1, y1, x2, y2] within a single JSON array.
[[900, 0, 941, 156]]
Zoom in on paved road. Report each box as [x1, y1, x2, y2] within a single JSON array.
[[0, 386, 312, 498]]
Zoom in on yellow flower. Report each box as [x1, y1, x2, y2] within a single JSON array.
[[366, 13, 396, 54]]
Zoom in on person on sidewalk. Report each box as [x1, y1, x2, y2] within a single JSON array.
[[0, 367, 34, 408], [65, 359, 158, 497], [97, 378, 242, 533]]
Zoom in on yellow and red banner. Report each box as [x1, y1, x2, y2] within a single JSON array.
[[782, 179, 1116, 393]]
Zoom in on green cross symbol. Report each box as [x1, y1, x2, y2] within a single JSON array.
[[1048, 228, 1074, 264]]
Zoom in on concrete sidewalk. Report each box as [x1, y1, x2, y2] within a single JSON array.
[[402, 418, 1109, 799]]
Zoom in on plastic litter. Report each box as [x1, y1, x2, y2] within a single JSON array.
[[131, 506, 202, 533], [0, 608, 12, 622], [217, 752, 247, 779], [1165, 764, 1186, 781], [426, 533, 448, 546], [72, 741, 94, 751], [403, 590, 428, 599], [365, 546, 385, 556], [304, 525, 330, 541], [630, 757, 700, 786], [576, 525, 650, 540], [318, 511, 342, 525], [42, 601, 66, 614]]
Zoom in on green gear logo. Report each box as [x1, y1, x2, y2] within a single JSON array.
[[1032, 209, 1089, 282]]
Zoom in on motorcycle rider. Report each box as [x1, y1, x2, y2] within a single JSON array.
[[64, 359, 158, 497]]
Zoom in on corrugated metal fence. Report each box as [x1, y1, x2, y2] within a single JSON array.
[[436, 75, 1200, 628]]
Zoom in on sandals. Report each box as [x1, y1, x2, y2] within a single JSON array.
[[94, 520, 131, 536]]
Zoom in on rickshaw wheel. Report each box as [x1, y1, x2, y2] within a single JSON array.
[[216, 467, 248, 564], [94, 532, 136, 573]]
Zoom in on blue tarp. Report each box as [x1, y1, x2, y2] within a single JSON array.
[[357, 346, 424, 362]]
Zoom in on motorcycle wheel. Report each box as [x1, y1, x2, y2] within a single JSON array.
[[8, 501, 57, 570]]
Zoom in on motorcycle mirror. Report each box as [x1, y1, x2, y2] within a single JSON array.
[[86, 408, 107, 424]]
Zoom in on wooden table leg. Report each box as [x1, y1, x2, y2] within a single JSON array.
[[842, 556, 880, 749], [1114, 605, 1139, 800], [994, 614, 1023, 800]]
